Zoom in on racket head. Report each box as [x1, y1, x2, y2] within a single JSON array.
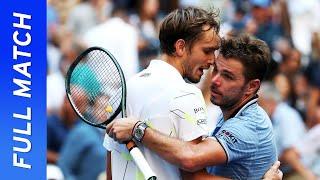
[[65, 47, 127, 129]]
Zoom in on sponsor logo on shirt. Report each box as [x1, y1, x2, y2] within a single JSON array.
[[194, 107, 204, 114], [194, 107, 207, 125], [197, 118, 207, 125], [217, 130, 238, 144]]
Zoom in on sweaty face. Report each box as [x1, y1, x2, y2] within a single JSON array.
[[210, 55, 248, 109], [183, 28, 220, 83]]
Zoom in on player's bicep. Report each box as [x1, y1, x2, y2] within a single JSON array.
[[180, 168, 209, 180], [188, 137, 227, 169], [180, 163, 230, 179]]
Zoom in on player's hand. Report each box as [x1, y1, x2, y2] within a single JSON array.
[[262, 161, 283, 180], [106, 117, 139, 143]]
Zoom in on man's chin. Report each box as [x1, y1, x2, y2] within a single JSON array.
[[210, 97, 221, 106], [185, 77, 201, 83]]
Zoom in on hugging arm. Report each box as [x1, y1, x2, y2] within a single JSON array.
[[141, 128, 228, 171]]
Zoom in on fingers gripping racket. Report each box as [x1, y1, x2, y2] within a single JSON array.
[[65, 47, 157, 180]]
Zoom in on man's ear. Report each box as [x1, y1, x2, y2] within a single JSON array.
[[174, 39, 186, 57], [246, 79, 261, 95]]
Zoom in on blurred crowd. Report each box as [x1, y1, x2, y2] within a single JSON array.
[[46, 0, 320, 179]]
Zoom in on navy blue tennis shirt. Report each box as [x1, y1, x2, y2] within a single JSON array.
[[207, 97, 277, 180]]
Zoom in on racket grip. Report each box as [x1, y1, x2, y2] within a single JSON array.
[[126, 141, 157, 180]]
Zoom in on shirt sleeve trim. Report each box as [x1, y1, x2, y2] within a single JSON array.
[[215, 135, 230, 165]]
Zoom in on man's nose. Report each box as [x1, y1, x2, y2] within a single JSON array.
[[207, 54, 215, 66], [211, 74, 221, 87]]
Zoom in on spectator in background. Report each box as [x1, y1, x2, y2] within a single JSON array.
[[58, 121, 106, 180], [47, 31, 84, 114], [294, 115, 320, 178], [286, 0, 320, 56], [249, 0, 284, 50], [279, 48, 301, 78], [305, 32, 320, 89], [57, 93, 106, 180], [129, 0, 161, 70], [47, 94, 82, 164], [271, 37, 292, 65], [304, 32, 320, 127], [231, 5, 248, 34], [47, 0, 59, 42], [46, 67, 65, 114], [66, 0, 111, 39], [83, 5, 139, 79], [310, 32, 320, 62], [276, 48, 302, 106], [293, 72, 311, 121], [244, 18, 258, 36], [179, 0, 199, 7], [271, 0, 292, 41], [259, 82, 317, 180], [273, 73, 296, 106], [47, 0, 62, 76]]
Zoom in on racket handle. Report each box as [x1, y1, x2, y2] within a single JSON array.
[[126, 141, 157, 180]]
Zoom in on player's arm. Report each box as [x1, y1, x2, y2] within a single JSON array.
[[280, 148, 316, 180], [142, 127, 227, 171], [181, 169, 230, 180], [107, 118, 283, 180], [107, 118, 227, 172], [107, 89, 227, 171], [180, 161, 283, 180]]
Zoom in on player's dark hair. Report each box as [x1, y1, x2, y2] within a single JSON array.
[[159, 7, 220, 55], [219, 34, 271, 82]]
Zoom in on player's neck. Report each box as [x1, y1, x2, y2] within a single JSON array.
[[221, 94, 256, 120], [161, 54, 184, 77]]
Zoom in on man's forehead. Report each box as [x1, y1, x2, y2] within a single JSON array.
[[200, 29, 220, 47], [215, 56, 244, 73]]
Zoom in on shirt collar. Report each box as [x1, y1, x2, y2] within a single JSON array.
[[232, 94, 259, 118], [148, 60, 185, 83], [213, 95, 258, 135]]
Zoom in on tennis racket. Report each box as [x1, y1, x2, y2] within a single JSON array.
[[65, 47, 157, 180]]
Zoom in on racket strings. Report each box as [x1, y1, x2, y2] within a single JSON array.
[[86, 51, 122, 119], [69, 49, 123, 125], [87, 51, 122, 105]]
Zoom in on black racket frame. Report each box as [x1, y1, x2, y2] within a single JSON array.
[[65, 46, 127, 129]]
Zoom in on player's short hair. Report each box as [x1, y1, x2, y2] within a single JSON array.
[[219, 34, 271, 82], [159, 7, 220, 55]]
